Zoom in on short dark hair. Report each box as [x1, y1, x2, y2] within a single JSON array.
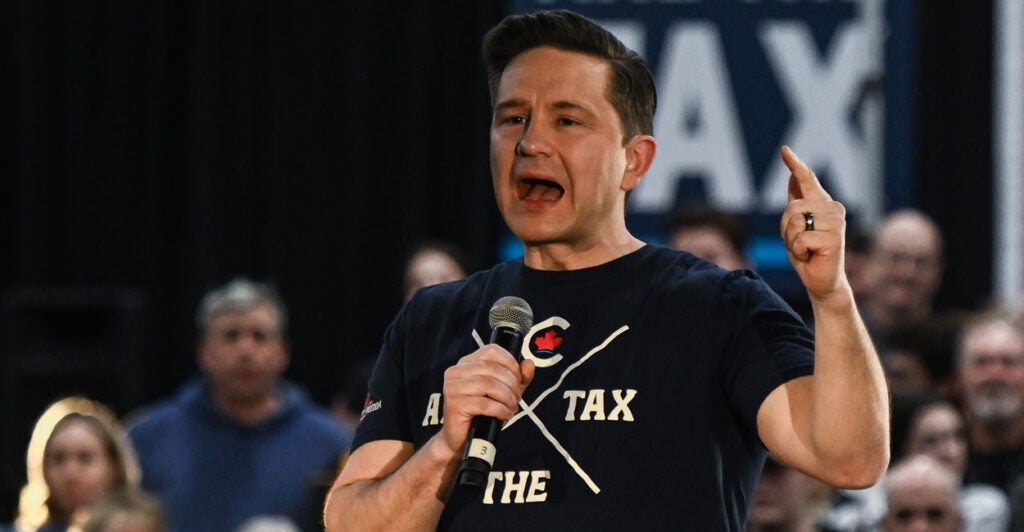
[[665, 204, 749, 256], [482, 9, 656, 142], [888, 393, 955, 463], [883, 317, 956, 384]]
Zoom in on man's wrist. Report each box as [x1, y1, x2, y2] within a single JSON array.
[[809, 282, 857, 317], [427, 431, 465, 469]]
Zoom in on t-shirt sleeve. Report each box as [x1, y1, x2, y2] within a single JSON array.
[[350, 305, 414, 451], [719, 270, 815, 437]]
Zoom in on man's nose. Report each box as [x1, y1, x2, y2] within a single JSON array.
[[235, 332, 262, 350], [516, 123, 552, 157]]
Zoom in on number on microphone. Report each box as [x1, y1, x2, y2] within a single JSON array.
[[468, 438, 497, 465]]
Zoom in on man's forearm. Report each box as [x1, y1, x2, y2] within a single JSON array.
[[324, 435, 460, 531], [808, 287, 890, 486]]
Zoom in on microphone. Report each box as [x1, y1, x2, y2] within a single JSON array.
[[456, 296, 534, 489]]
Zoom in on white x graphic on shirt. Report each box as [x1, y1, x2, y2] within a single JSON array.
[[471, 324, 630, 494]]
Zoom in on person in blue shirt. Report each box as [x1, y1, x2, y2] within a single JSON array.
[[128, 278, 349, 532]]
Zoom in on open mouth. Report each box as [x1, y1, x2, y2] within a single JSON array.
[[517, 178, 564, 201]]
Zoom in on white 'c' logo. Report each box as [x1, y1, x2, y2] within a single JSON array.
[[521, 317, 568, 368]]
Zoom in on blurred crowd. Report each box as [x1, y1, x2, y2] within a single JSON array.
[[1, 240, 470, 532], [3, 206, 1022, 531], [672, 204, 1023, 532]]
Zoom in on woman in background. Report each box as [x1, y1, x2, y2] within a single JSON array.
[[896, 394, 1008, 532], [5, 397, 141, 532]]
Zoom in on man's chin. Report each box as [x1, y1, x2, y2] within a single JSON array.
[[972, 399, 1023, 425], [880, 296, 917, 314], [224, 382, 274, 403], [513, 231, 567, 249]]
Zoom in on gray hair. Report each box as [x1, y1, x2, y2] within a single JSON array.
[[956, 307, 1024, 368], [196, 277, 288, 337]]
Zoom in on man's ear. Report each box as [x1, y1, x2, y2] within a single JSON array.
[[278, 340, 292, 372], [196, 339, 210, 370], [621, 135, 657, 192]]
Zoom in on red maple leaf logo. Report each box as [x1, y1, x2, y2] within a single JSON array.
[[534, 330, 563, 352]]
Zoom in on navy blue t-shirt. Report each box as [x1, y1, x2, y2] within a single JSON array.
[[355, 244, 814, 530]]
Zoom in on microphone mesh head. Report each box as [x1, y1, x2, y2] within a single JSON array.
[[489, 296, 533, 334]]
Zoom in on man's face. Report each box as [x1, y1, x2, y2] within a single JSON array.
[[882, 481, 960, 532], [199, 303, 288, 403], [748, 461, 822, 528], [490, 46, 643, 249], [960, 320, 1024, 426], [867, 216, 942, 316], [905, 403, 968, 477]]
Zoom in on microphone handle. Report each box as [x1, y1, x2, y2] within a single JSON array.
[[456, 326, 524, 489]]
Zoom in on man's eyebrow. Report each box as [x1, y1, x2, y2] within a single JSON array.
[[494, 98, 526, 112], [494, 99, 592, 113], [552, 100, 597, 119], [551, 100, 586, 111]]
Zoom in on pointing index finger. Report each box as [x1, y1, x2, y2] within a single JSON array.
[[782, 145, 832, 202]]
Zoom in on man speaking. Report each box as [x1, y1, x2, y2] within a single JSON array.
[[325, 9, 888, 530]]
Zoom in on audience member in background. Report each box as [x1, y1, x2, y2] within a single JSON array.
[[70, 489, 164, 532], [6, 397, 141, 532], [893, 394, 1008, 531], [665, 203, 750, 271], [844, 227, 875, 308], [883, 318, 960, 402], [332, 243, 470, 442], [880, 455, 963, 532], [127, 278, 349, 532], [401, 240, 470, 303], [746, 458, 829, 532], [824, 392, 1009, 531], [957, 309, 1024, 494], [862, 209, 945, 340]]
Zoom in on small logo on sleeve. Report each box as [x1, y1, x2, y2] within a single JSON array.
[[360, 395, 382, 420]]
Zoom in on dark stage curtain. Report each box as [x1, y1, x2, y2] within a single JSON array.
[[916, 1, 994, 313], [0, 1, 509, 509]]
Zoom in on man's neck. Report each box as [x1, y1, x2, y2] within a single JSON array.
[[523, 235, 644, 271], [211, 388, 282, 426], [970, 415, 1024, 454]]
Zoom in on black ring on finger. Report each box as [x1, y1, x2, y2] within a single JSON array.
[[803, 211, 815, 231]]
